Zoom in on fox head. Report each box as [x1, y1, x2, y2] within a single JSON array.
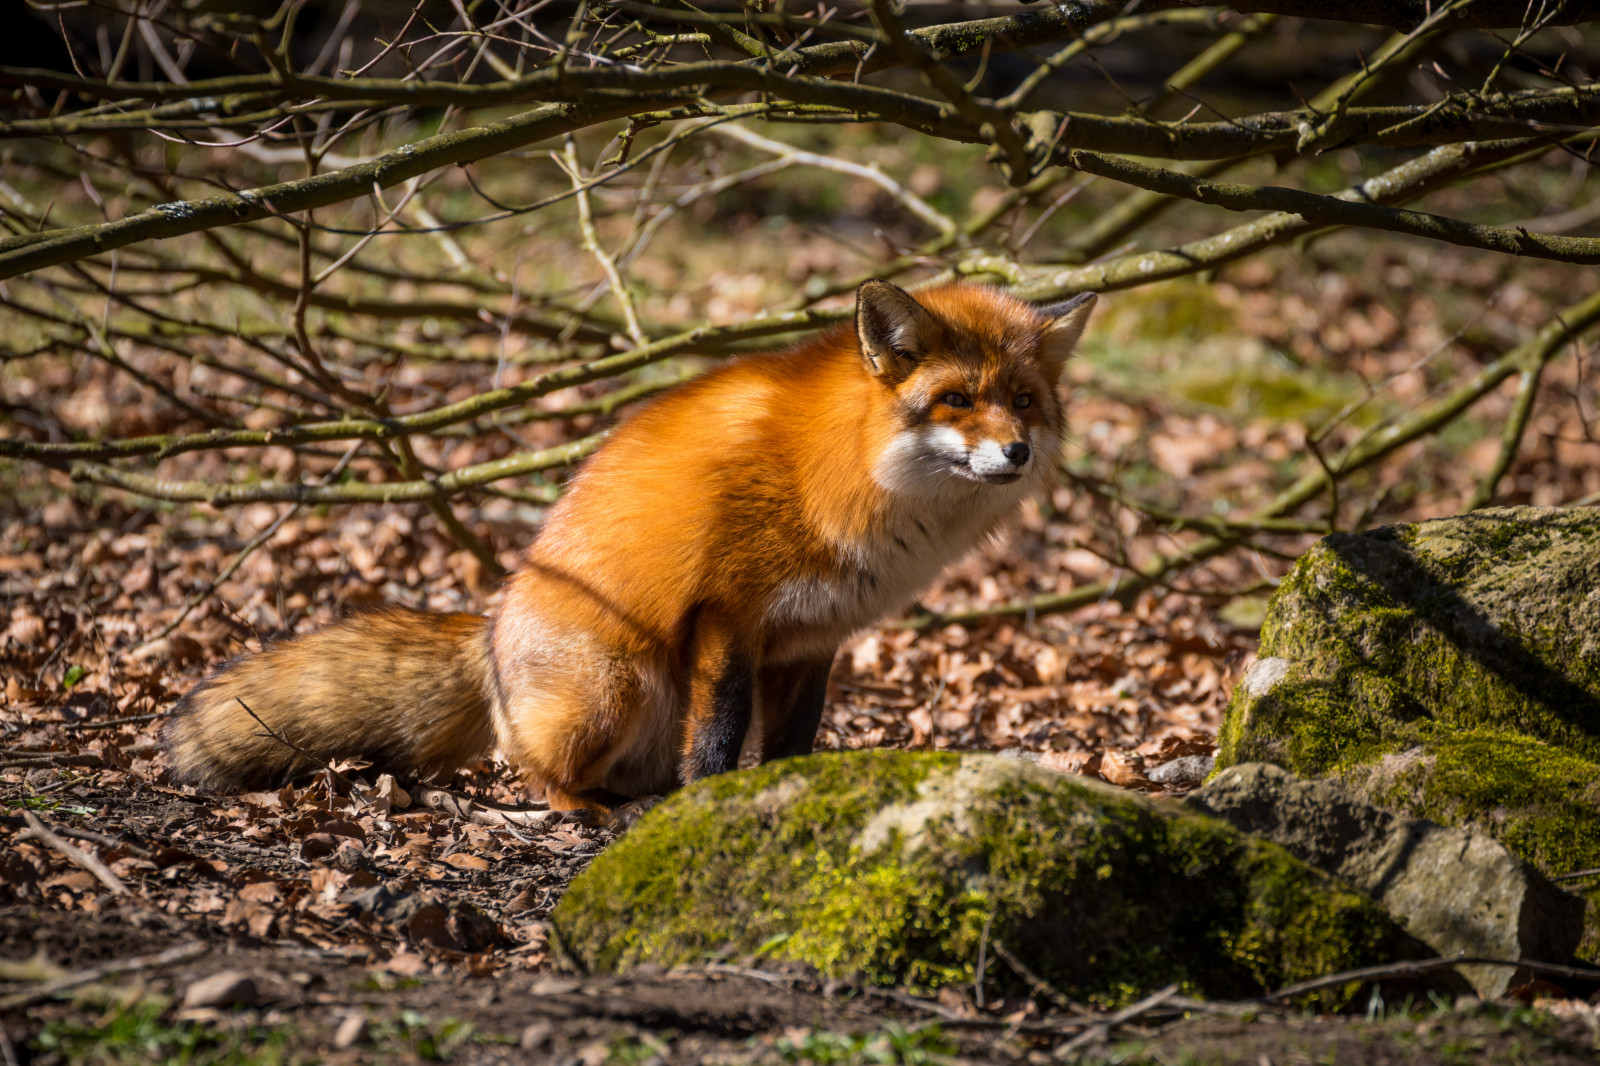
[[856, 279, 1095, 496]]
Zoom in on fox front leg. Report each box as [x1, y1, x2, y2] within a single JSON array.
[[680, 613, 755, 782], [757, 655, 834, 762]]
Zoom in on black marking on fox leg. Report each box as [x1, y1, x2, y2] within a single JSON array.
[[685, 654, 753, 781], [893, 534, 908, 550], [913, 518, 928, 536], [762, 660, 832, 760]]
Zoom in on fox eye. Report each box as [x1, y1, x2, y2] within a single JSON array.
[[940, 391, 972, 408], [1014, 393, 1033, 409]]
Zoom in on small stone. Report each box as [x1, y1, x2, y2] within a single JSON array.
[[1238, 656, 1290, 699], [333, 1014, 367, 1049], [182, 971, 258, 1009], [1147, 755, 1214, 789], [520, 1021, 553, 1050]]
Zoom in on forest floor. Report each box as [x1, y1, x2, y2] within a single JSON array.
[[7, 192, 1600, 1060]]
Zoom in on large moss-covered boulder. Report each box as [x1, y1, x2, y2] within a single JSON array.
[[553, 750, 1428, 1005], [1216, 506, 1600, 954]]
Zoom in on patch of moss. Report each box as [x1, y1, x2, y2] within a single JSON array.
[[1215, 508, 1600, 954], [554, 750, 952, 983], [1221, 509, 1600, 772], [553, 750, 1421, 1007]]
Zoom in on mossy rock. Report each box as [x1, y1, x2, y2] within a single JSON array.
[[1215, 506, 1600, 954], [552, 750, 1426, 1007]]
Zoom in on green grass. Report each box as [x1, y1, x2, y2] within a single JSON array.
[[34, 1001, 295, 1066], [366, 1010, 478, 1062], [770, 1023, 956, 1065], [6, 797, 97, 815]]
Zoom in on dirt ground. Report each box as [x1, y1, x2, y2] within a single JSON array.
[[5, 766, 1600, 1065], [8, 904, 1600, 1066], [7, 233, 1600, 1062], [7, 454, 1600, 1064]]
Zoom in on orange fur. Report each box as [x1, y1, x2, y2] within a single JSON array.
[[164, 282, 1097, 811]]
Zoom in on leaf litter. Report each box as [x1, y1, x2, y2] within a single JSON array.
[[5, 241, 1600, 1061]]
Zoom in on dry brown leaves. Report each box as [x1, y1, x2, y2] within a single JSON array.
[[5, 240, 1600, 976]]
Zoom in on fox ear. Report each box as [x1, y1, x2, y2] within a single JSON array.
[[856, 279, 936, 378], [1037, 291, 1097, 367]]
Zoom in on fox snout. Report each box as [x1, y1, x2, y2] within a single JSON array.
[[967, 436, 1032, 481]]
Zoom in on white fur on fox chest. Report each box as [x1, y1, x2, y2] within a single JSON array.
[[763, 488, 1022, 660]]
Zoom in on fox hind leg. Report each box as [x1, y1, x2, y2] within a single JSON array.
[[757, 655, 834, 762]]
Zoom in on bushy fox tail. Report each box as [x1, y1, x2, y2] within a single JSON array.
[[163, 606, 496, 792]]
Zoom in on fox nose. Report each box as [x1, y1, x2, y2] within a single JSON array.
[[1002, 441, 1031, 466]]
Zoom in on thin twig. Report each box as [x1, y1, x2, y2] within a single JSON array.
[[410, 783, 561, 829], [0, 942, 208, 1010], [1467, 364, 1543, 510], [563, 137, 648, 349], [0, 753, 103, 771], [1255, 956, 1600, 1004], [992, 941, 1082, 1014], [1062, 149, 1600, 266], [236, 697, 355, 792], [128, 500, 306, 653], [974, 913, 993, 1010], [0, 1016, 17, 1066], [16, 810, 128, 896], [0, 817, 164, 863], [1053, 983, 1178, 1058], [57, 712, 170, 730]]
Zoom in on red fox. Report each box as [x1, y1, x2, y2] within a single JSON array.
[[164, 281, 1096, 812]]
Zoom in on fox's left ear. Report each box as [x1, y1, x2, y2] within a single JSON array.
[[856, 279, 937, 379], [1036, 292, 1097, 367]]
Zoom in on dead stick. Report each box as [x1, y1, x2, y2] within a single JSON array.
[[0, 754, 103, 770], [410, 783, 560, 828], [236, 697, 356, 792], [992, 941, 1083, 1014], [16, 811, 127, 896], [58, 712, 171, 730], [1254, 956, 1600, 1004], [0, 942, 208, 1010], [54, 825, 160, 861], [0, 817, 160, 861], [1053, 983, 1178, 1058]]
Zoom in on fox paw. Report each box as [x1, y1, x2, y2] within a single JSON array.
[[609, 794, 663, 831]]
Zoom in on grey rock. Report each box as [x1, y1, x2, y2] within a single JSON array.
[[1147, 755, 1214, 789], [1189, 762, 1586, 998], [1214, 507, 1600, 958]]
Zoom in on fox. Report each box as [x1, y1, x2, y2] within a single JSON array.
[[163, 280, 1097, 813]]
